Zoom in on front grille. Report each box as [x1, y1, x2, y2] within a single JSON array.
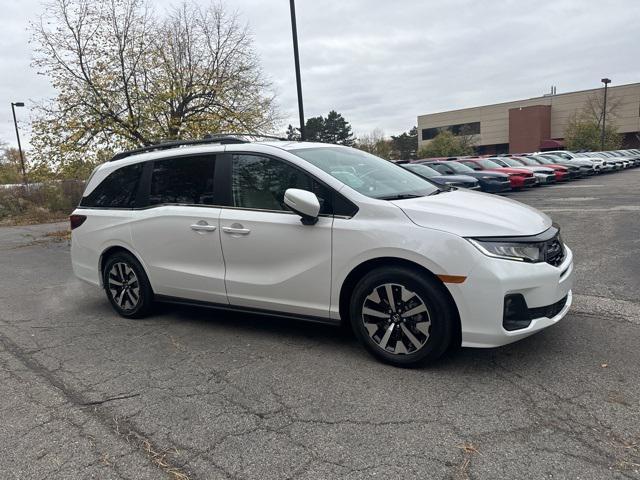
[[544, 235, 565, 267], [529, 295, 568, 320], [524, 177, 537, 186]]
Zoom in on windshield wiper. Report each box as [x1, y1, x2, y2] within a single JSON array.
[[378, 193, 425, 201]]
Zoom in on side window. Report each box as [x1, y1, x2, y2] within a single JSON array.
[[149, 156, 215, 206], [231, 154, 331, 214], [81, 163, 142, 208], [460, 161, 480, 171]]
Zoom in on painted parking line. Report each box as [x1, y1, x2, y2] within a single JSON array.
[[541, 205, 640, 213], [545, 184, 605, 188], [546, 197, 599, 202]]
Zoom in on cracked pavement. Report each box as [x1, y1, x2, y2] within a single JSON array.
[[1, 170, 639, 479]]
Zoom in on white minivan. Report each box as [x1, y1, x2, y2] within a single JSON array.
[[70, 137, 574, 367]]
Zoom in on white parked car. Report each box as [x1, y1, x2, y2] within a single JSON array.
[[541, 150, 611, 172], [70, 138, 574, 367]]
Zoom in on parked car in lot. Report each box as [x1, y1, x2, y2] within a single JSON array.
[[580, 152, 624, 170], [537, 154, 597, 175], [421, 160, 512, 193], [488, 157, 557, 185], [508, 156, 574, 180], [455, 158, 538, 189], [397, 162, 480, 190], [540, 151, 605, 173], [70, 137, 573, 367], [521, 155, 583, 178]]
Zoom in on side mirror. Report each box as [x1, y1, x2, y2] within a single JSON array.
[[284, 188, 320, 225]]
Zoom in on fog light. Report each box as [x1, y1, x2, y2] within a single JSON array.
[[503, 294, 532, 331]]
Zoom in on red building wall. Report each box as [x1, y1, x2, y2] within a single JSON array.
[[508, 105, 551, 153]]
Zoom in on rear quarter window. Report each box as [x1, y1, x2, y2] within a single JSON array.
[[80, 163, 143, 208]]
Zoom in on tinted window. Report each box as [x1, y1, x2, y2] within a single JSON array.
[[81, 163, 142, 208], [232, 154, 331, 213], [149, 156, 215, 206]]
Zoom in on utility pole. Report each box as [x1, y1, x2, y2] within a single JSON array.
[[11, 101, 27, 186], [289, 0, 305, 140], [600, 78, 611, 150]]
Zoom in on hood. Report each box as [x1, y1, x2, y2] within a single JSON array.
[[544, 164, 568, 170], [514, 166, 555, 174], [391, 189, 551, 237], [432, 174, 478, 184], [567, 159, 594, 166], [464, 171, 509, 179], [485, 167, 532, 176]]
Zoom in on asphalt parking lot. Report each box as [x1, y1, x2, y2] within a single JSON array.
[[1, 170, 639, 479]]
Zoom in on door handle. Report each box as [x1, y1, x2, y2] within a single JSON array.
[[222, 225, 251, 235], [191, 221, 217, 232]]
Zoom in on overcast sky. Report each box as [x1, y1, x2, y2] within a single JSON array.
[[1, 0, 639, 148]]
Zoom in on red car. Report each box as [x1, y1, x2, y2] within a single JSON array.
[[510, 156, 571, 182], [453, 158, 537, 189]]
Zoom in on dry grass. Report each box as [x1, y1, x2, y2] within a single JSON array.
[[44, 229, 71, 241], [142, 440, 190, 480], [454, 442, 480, 480]]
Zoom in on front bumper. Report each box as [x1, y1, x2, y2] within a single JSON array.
[[535, 173, 556, 185], [480, 179, 512, 193], [447, 245, 574, 348]]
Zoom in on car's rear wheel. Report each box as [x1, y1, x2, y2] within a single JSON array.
[[349, 266, 454, 367], [102, 252, 153, 318]]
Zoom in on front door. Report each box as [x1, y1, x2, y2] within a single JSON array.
[[219, 153, 332, 318]]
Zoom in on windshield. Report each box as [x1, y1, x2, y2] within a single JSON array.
[[500, 158, 526, 167], [526, 156, 546, 164], [444, 161, 475, 174], [403, 163, 441, 178], [477, 159, 503, 169], [291, 146, 439, 199], [514, 157, 538, 166]]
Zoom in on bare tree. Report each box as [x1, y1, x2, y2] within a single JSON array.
[[31, 0, 277, 174], [582, 90, 622, 127], [356, 128, 392, 159]]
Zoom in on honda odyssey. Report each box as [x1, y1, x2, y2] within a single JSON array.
[[71, 137, 574, 367]]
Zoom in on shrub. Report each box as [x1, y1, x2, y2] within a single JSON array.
[[0, 180, 84, 225]]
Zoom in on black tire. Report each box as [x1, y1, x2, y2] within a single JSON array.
[[349, 266, 454, 367], [102, 252, 154, 318]]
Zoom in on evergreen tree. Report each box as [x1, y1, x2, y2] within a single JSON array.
[[304, 116, 326, 142], [390, 126, 418, 160], [287, 111, 355, 145], [286, 124, 301, 141], [322, 110, 355, 146]]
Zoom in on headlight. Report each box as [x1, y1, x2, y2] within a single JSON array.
[[468, 239, 544, 262], [482, 176, 496, 180]]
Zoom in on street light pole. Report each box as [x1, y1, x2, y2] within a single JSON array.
[[289, 0, 305, 141], [11, 102, 27, 186], [600, 78, 611, 151]]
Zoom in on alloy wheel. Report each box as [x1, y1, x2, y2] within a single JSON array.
[[361, 283, 431, 355], [107, 262, 140, 311]]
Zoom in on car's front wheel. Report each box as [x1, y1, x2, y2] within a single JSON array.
[[349, 266, 454, 367], [102, 252, 154, 318]]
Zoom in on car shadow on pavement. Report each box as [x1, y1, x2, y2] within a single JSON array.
[[143, 300, 554, 371]]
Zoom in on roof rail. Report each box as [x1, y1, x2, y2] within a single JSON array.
[[203, 132, 288, 142], [109, 133, 289, 162]]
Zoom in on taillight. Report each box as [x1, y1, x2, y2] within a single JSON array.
[[70, 214, 87, 230]]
